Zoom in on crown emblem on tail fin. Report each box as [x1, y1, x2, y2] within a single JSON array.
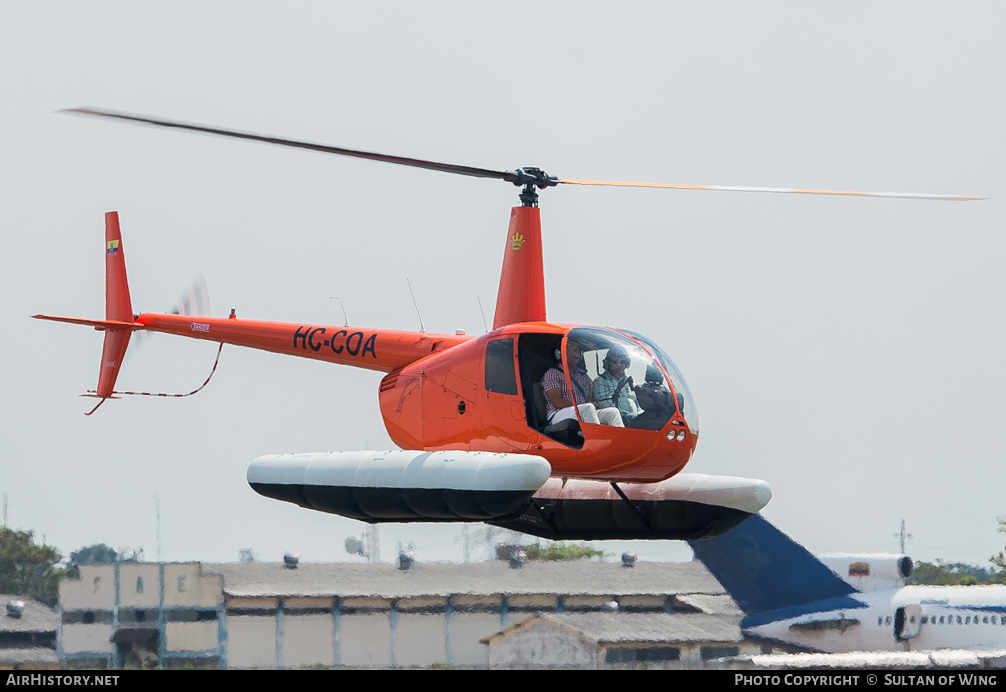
[[510, 233, 525, 251]]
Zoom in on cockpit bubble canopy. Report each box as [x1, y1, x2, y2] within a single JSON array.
[[564, 327, 698, 435], [621, 328, 698, 435]]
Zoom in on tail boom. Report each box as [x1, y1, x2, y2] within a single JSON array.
[[35, 211, 472, 413], [136, 313, 470, 373]]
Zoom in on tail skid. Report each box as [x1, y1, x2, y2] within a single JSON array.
[[81, 395, 116, 416]]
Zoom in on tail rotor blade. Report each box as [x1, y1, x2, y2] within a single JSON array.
[[169, 274, 210, 317], [132, 275, 210, 352]]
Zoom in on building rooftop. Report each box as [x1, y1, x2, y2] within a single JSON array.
[[0, 595, 57, 634], [203, 560, 724, 600], [0, 647, 58, 666], [485, 611, 743, 645]]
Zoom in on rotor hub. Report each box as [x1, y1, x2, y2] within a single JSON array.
[[505, 167, 558, 207]]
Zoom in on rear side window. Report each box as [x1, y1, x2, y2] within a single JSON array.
[[485, 339, 518, 395]]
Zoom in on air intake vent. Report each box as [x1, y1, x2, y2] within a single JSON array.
[[380, 369, 403, 393]]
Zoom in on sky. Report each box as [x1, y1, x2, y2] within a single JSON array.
[[1, 2, 1004, 567]]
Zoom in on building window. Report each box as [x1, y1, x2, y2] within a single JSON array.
[[605, 648, 681, 664], [701, 646, 739, 660], [605, 649, 635, 664], [177, 575, 186, 592], [136, 576, 144, 594], [638, 647, 680, 662]]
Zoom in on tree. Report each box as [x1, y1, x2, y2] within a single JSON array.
[[0, 527, 64, 597], [910, 560, 998, 585], [990, 516, 1006, 583], [69, 544, 118, 565], [525, 542, 606, 562]]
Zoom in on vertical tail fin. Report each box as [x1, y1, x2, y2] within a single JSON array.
[[687, 514, 857, 615], [92, 212, 134, 405], [493, 206, 546, 329]]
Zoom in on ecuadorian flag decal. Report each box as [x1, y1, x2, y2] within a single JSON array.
[[106, 239, 120, 255]]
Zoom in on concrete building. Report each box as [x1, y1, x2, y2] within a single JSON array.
[[482, 609, 752, 669], [0, 595, 58, 670], [58, 563, 223, 669], [58, 558, 752, 669]]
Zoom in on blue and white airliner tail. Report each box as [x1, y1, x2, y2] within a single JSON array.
[[688, 515, 1006, 653]]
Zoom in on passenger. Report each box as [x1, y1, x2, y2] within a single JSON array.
[[542, 337, 623, 427], [592, 345, 641, 423]]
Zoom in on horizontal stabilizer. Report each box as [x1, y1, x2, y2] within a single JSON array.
[[32, 314, 142, 331]]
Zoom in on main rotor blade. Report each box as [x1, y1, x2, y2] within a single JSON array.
[[558, 178, 985, 201], [62, 107, 515, 182], [60, 108, 984, 201]]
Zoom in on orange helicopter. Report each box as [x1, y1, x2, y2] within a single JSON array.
[[34, 108, 981, 542]]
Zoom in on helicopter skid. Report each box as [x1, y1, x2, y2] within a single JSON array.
[[248, 450, 552, 522], [494, 473, 772, 541], [249, 451, 770, 540]]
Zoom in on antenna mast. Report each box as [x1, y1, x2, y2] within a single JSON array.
[[895, 519, 913, 553], [406, 279, 426, 333], [155, 494, 162, 562]]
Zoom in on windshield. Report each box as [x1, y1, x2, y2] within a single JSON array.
[[562, 327, 678, 432], [621, 329, 699, 435]]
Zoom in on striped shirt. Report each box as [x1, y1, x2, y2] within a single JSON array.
[[592, 370, 641, 418], [542, 365, 594, 419]]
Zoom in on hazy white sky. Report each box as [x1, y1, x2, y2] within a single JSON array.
[[2, 2, 1004, 566]]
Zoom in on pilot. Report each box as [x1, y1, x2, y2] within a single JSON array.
[[542, 337, 623, 427], [625, 362, 678, 430], [592, 345, 641, 422]]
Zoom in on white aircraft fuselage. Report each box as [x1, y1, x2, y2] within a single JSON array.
[[747, 585, 1006, 653], [689, 516, 1006, 654]]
